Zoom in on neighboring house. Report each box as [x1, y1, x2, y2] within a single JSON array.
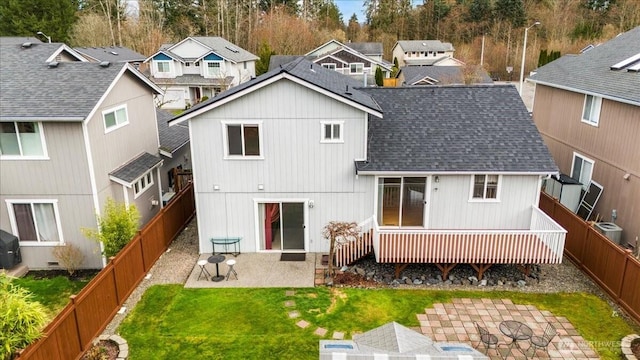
[[156, 109, 191, 198], [0, 41, 165, 269], [170, 58, 565, 278], [75, 46, 147, 70], [529, 26, 640, 248], [392, 40, 464, 67], [269, 39, 392, 85], [145, 36, 258, 110], [397, 65, 493, 86]]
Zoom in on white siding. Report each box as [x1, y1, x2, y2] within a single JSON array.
[[190, 79, 372, 253], [170, 40, 210, 59], [428, 175, 540, 229]]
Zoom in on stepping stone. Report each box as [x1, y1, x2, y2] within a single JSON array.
[[314, 327, 328, 336], [333, 331, 345, 340], [288, 311, 300, 318], [296, 320, 310, 328], [284, 300, 295, 307], [285, 290, 295, 296]]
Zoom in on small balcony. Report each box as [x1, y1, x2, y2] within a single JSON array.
[[335, 206, 566, 279]]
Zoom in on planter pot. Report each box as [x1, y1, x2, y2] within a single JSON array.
[[622, 334, 640, 360]]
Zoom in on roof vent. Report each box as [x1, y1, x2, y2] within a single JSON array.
[[580, 44, 594, 53], [110, 51, 119, 55], [225, 45, 240, 53], [21, 42, 33, 48], [310, 63, 315, 72], [344, 85, 352, 96], [100, 61, 110, 67], [47, 61, 59, 68]]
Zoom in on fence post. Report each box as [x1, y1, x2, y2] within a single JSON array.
[[618, 249, 633, 297], [69, 295, 85, 352], [109, 257, 121, 305]]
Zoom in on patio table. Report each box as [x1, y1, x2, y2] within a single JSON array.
[[500, 320, 532, 358], [208, 254, 226, 282]]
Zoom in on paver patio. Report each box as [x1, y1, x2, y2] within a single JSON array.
[[418, 298, 600, 359]]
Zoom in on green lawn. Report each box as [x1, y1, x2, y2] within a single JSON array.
[[13, 275, 91, 317], [119, 286, 639, 360]]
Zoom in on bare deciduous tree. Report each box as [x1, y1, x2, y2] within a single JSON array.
[[322, 221, 360, 282]]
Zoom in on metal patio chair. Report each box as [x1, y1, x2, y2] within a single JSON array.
[[529, 322, 557, 357], [474, 321, 502, 358]]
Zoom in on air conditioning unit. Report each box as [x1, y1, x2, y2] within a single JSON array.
[[595, 222, 623, 245]]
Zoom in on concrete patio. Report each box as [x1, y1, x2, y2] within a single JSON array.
[[184, 252, 323, 288], [419, 298, 601, 359]]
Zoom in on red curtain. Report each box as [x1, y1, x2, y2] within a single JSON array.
[[264, 203, 280, 250]]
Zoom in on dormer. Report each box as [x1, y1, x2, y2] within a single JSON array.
[[150, 52, 177, 78]]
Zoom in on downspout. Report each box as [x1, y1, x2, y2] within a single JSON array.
[[82, 122, 107, 267]]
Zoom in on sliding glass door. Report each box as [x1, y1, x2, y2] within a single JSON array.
[[377, 177, 426, 227], [259, 202, 305, 251]]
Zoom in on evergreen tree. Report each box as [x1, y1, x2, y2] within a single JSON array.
[[0, 0, 79, 43], [346, 14, 361, 41], [375, 66, 383, 86], [256, 42, 275, 76], [494, 0, 526, 28]]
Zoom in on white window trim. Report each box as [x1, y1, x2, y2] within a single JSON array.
[[350, 63, 364, 74], [581, 94, 602, 126], [102, 104, 129, 133], [221, 120, 264, 160], [205, 60, 223, 77], [320, 121, 344, 143], [468, 174, 502, 202], [155, 60, 171, 74], [5, 199, 64, 246], [322, 63, 337, 70], [133, 171, 154, 199], [0, 121, 49, 160], [571, 152, 595, 190]]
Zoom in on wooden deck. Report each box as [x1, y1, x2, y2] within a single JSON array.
[[335, 206, 566, 279]]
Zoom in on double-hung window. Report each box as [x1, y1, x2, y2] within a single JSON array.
[[207, 61, 222, 77], [103, 105, 128, 132], [582, 94, 602, 126], [350, 63, 364, 74], [6, 200, 63, 245], [0, 122, 47, 158], [156, 61, 171, 73], [470, 174, 500, 201], [134, 172, 154, 198], [571, 152, 594, 190], [223, 122, 262, 158], [322, 63, 337, 71], [320, 121, 343, 143]]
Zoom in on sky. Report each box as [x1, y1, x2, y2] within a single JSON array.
[[335, 0, 367, 23]]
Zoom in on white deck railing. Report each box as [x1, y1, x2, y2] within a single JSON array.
[[373, 206, 566, 265]]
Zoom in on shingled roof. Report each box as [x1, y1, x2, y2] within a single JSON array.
[[0, 43, 160, 121], [355, 85, 558, 174], [529, 26, 640, 105], [399, 66, 492, 85], [395, 40, 455, 53], [157, 109, 189, 156], [171, 58, 382, 125], [75, 46, 146, 63]]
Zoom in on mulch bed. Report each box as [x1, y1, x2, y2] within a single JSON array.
[[632, 338, 640, 357], [332, 271, 380, 287], [26, 269, 99, 281], [80, 340, 118, 360]]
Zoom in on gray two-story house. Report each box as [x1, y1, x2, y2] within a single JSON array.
[[1, 40, 165, 269]]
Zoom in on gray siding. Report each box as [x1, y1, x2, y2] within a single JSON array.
[[0, 122, 91, 195], [0, 194, 103, 269], [190, 79, 371, 253], [86, 72, 161, 224], [428, 175, 540, 229]]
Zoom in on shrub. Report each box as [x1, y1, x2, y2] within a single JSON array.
[[82, 198, 139, 259], [52, 244, 85, 277], [0, 273, 48, 360], [375, 67, 383, 86]]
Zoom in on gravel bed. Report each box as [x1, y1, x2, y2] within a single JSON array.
[[335, 254, 603, 294]]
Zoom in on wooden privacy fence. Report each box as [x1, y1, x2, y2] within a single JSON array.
[[539, 192, 640, 324], [16, 183, 196, 360]]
